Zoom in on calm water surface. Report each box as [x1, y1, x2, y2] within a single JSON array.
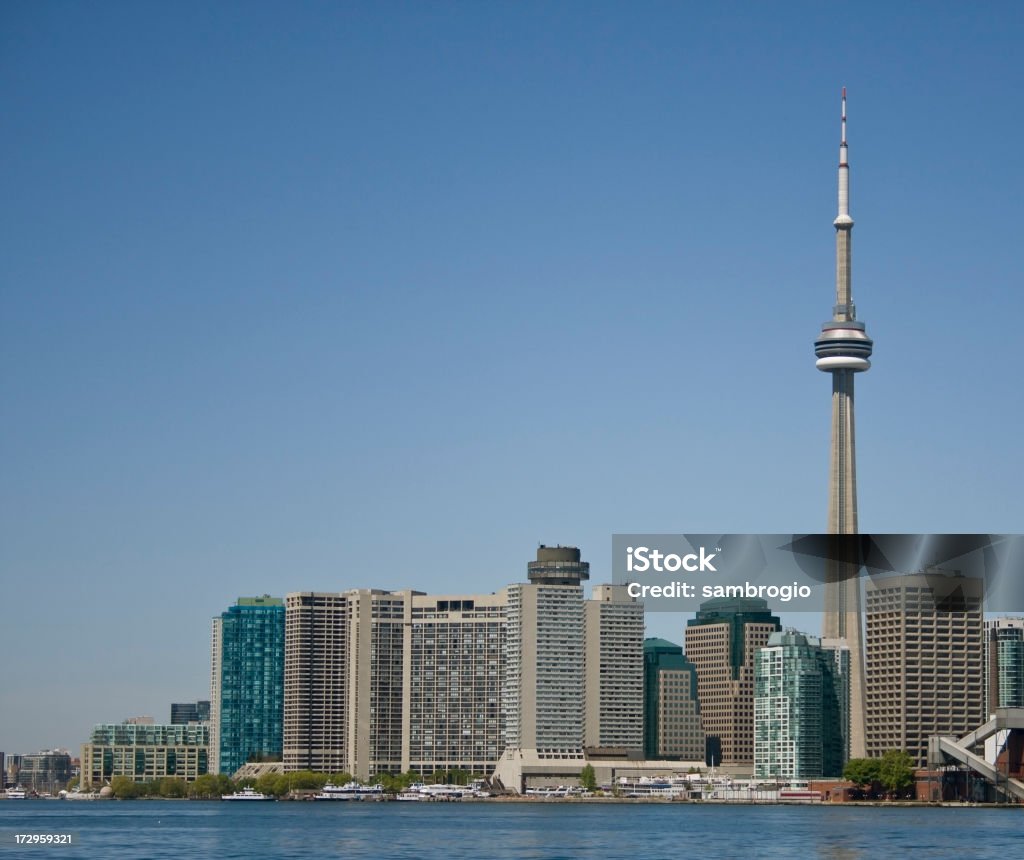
[[1, 801, 1021, 859]]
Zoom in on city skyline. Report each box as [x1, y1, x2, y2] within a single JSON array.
[[4, 3, 1024, 753]]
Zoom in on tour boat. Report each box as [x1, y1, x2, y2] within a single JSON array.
[[221, 786, 273, 801]]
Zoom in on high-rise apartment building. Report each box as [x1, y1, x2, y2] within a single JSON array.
[[643, 638, 704, 761], [584, 584, 644, 751], [209, 618, 222, 771], [347, 589, 407, 778], [282, 589, 350, 774], [283, 591, 350, 773], [404, 590, 506, 775], [504, 546, 588, 752], [865, 571, 984, 767], [279, 544, 642, 779], [985, 617, 1024, 713], [754, 630, 846, 780], [685, 596, 781, 766], [283, 588, 507, 779], [210, 596, 285, 775]]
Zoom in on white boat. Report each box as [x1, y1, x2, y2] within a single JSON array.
[[221, 787, 273, 801], [416, 783, 464, 800], [314, 782, 384, 801], [62, 789, 102, 800], [5, 787, 27, 799]]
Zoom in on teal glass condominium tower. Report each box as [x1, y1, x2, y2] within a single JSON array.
[[211, 596, 285, 775]]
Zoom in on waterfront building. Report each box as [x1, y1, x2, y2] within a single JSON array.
[[346, 588, 408, 777], [504, 546, 588, 752], [815, 89, 874, 759], [685, 596, 781, 765], [80, 723, 209, 787], [211, 596, 285, 774], [404, 590, 507, 775], [16, 750, 72, 793], [170, 701, 210, 725], [283, 591, 350, 773], [283, 587, 507, 779], [754, 630, 846, 780], [985, 617, 1024, 713], [280, 544, 643, 780], [864, 571, 984, 767], [585, 584, 645, 752], [642, 638, 704, 761], [210, 616, 222, 772]]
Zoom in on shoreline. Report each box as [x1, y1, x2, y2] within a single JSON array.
[[15, 795, 1019, 809]]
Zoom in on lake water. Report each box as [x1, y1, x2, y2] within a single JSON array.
[[1, 800, 1020, 859]]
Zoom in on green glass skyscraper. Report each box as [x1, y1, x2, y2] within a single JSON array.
[[211, 596, 285, 775], [753, 629, 846, 780]]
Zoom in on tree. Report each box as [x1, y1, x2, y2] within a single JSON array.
[[256, 773, 286, 797], [376, 773, 397, 793], [842, 758, 881, 787], [189, 774, 222, 799], [110, 776, 142, 799], [159, 777, 186, 798], [579, 764, 597, 792], [878, 750, 915, 798]]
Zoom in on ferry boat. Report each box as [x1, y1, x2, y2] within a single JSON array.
[[62, 788, 102, 800], [395, 783, 485, 801], [221, 787, 273, 801], [313, 782, 384, 801]]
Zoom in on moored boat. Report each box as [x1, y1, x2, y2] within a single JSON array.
[[221, 786, 274, 801], [62, 788, 103, 800], [313, 782, 384, 801]]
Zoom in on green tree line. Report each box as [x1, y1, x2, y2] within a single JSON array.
[[841, 750, 916, 799], [106, 767, 482, 799]]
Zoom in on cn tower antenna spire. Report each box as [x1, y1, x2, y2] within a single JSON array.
[[841, 86, 847, 146], [835, 87, 852, 233]]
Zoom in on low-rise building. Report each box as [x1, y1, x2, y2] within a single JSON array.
[[16, 750, 72, 793], [80, 723, 209, 787]]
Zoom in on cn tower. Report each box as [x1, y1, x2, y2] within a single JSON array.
[[815, 89, 872, 759]]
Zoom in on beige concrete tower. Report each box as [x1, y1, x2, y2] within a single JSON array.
[[815, 89, 873, 758], [864, 572, 984, 767]]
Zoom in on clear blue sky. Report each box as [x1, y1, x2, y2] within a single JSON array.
[[2, 1, 1022, 754]]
